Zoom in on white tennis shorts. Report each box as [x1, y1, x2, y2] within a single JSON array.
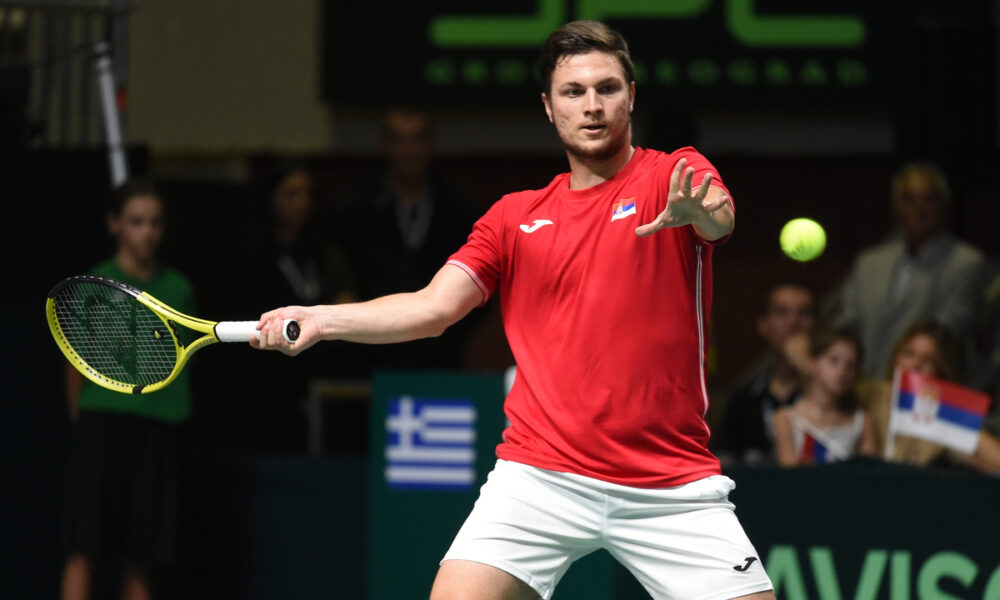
[[442, 460, 773, 600]]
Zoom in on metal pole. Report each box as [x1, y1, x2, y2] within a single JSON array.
[[57, 11, 70, 145], [111, 0, 126, 95], [94, 40, 126, 185], [40, 9, 54, 146], [79, 12, 93, 144]]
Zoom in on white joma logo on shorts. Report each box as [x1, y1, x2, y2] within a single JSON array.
[[520, 219, 553, 233]]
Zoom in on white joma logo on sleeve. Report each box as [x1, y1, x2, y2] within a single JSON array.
[[519, 219, 553, 233]]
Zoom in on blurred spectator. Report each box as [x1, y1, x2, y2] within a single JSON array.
[[773, 329, 878, 466], [969, 262, 1000, 434], [714, 283, 816, 465], [861, 320, 1000, 474], [254, 163, 357, 309], [832, 162, 988, 377], [62, 180, 191, 600], [229, 163, 360, 453], [337, 107, 476, 370]]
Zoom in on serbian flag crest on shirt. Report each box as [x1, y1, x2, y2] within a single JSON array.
[[888, 369, 991, 454], [611, 198, 636, 222]]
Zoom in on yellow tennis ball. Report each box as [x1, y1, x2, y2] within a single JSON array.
[[780, 218, 826, 262]]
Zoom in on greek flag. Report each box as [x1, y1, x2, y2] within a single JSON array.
[[385, 396, 476, 490]]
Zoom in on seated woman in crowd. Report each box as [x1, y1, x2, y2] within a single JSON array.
[[773, 329, 879, 465], [862, 320, 1000, 474]]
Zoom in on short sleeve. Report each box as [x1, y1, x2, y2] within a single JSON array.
[[446, 199, 505, 305]]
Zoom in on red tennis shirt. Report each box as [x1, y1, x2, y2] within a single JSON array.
[[447, 147, 730, 487]]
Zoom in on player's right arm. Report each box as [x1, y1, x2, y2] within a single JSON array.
[[253, 264, 483, 356]]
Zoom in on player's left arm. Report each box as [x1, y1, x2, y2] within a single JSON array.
[[634, 157, 734, 241]]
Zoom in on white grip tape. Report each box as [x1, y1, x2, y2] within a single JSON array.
[[215, 320, 298, 343], [215, 321, 260, 342]]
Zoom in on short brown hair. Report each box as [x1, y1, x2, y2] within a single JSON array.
[[539, 21, 634, 94], [109, 178, 162, 216]]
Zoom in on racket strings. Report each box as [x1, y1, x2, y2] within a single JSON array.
[[54, 282, 177, 386]]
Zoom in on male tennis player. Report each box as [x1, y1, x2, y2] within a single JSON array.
[[256, 20, 775, 600]]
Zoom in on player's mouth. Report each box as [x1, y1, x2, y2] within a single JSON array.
[[581, 123, 606, 134]]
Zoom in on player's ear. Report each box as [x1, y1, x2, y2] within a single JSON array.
[[629, 81, 636, 112], [541, 93, 553, 124]]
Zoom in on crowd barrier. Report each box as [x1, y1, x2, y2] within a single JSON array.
[[366, 371, 1000, 600]]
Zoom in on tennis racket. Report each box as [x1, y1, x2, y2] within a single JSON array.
[[46, 274, 299, 394]]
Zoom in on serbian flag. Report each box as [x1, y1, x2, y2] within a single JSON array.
[[887, 369, 991, 455], [795, 417, 851, 464], [799, 432, 831, 464]]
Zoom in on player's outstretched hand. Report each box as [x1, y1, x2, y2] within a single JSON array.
[[634, 157, 729, 237], [252, 306, 321, 356]]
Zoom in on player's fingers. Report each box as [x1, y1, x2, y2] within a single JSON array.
[[257, 311, 275, 333], [668, 158, 685, 196], [255, 307, 309, 353], [695, 173, 713, 199], [634, 222, 657, 237], [260, 317, 285, 349], [270, 318, 303, 354], [254, 333, 275, 351], [702, 194, 729, 213], [681, 166, 695, 196], [635, 213, 668, 237]]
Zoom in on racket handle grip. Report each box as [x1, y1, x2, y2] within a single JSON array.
[[216, 320, 300, 343]]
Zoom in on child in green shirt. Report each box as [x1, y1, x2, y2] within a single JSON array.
[[63, 179, 193, 600]]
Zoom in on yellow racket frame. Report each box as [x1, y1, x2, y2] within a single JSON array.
[[46, 276, 224, 394]]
